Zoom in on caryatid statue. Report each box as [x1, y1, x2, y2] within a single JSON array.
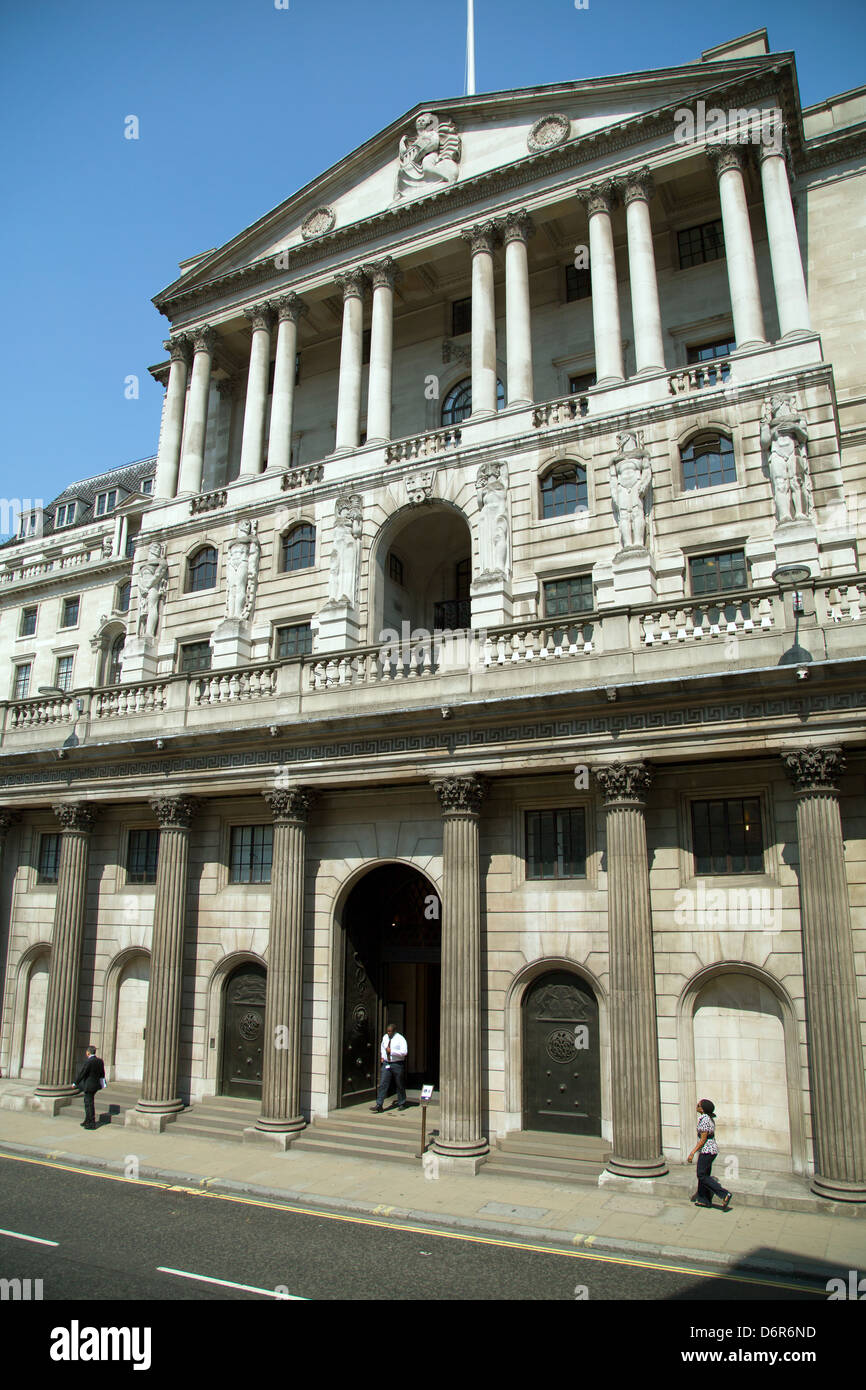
[[224, 518, 261, 622], [327, 493, 363, 607], [136, 542, 168, 640], [760, 394, 813, 526], [394, 112, 461, 202], [610, 430, 653, 552], [476, 461, 511, 579]]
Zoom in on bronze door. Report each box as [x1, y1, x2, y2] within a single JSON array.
[[221, 963, 266, 1100], [522, 972, 601, 1135], [341, 945, 379, 1105]]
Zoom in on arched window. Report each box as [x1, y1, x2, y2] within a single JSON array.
[[681, 433, 736, 491], [106, 634, 125, 686], [116, 580, 131, 613], [281, 523, 316, 573], [540, 463, 588, 519], [441, 377, 505, 426], [187, 545, 218, 591]]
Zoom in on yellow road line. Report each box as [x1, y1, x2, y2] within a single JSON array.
[[0, 1148, 818, 1294]]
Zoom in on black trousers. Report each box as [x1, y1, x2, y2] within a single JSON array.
[[376, 1061, 406, 1108], [696, 1152, 729, 1203], [82, 1090, 96, 1127]]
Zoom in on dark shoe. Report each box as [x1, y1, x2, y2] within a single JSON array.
[[694, 1201, 713, 1208], [397, 1105, 408, 1111], [369, 1106, 383, 1113], [721, 1193, 732, 1211]]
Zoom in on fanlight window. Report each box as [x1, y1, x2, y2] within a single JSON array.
[[681, 433, 736, 491], [540, 463, 588, 519], [441, 377, 505, 427], [187, 546, 218, 591], [281, 524, 316, 572]]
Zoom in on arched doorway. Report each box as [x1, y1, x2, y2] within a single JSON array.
[[340, 864, 440, 1106], [112, 955, 149, 1081], [21, 953, 50, 1079], [522, 970, 601, 1135], [372, 505, 472, 643], [220, 961, 267, 1100]]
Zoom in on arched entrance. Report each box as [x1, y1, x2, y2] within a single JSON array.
[[371, 505, 472, 643], [111, 953, 149, 1081], [340, 864, 440, 1106], [220, 961, 267, 1100], [21, 953, 50, 1080], [522, 970, 601, 1136]]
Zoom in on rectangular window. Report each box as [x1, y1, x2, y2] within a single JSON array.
[[677, 219, 725, 270], [451, 297, 472, 337], [229, 825, 273, 884], [126, 828, 159, 884], [543, 575, 594, 617], [687, 339, 736, 363], [689, 550, 748, 596], [38, 833, 61, 884], [55, 655, 74, 692], [20, 607, 37, 638], [565, 265, 592, 302], [526, 808, 587, 880], [140, 477, 154, 495], [18, 512, 39, 538], [389, 552, 405, 585], [60, 596, 80, 628], [94, 489, 118, 516], [691, 797, 763, 875], [54, 502, 77, 528], [180, 641, 212, 673], [276, 623, 313, 659], [14, 663, 32, 700], [568, 371, 596, 395]]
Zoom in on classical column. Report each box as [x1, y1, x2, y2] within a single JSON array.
[[267, 294, 307, 473], [431, 774, 489, 1172], [783, 748, 866, 1200], [177, 327, 216, 494], [580, 182, 624, 385], [621, 169, 665, 375], [364, 258, 399, 444], [462, 221, 500, 417], [248, 786, 315, 1148], [154, 335, 192, 500], [706, 144, 766, 348], [238, 302, 275, 477], [127, 796, 197, 1131], [34, 803, 96, 1114], [334, 268, 367, 453], [595, 763, 667, 1178], [759, 140, 811, 337], [502, 211, 534, 408]]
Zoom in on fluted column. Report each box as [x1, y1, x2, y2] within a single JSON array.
[[334, 268, 367, 453], [267, 294, 306, 473], [238, 302, 275, 477], [431, 775, 488, 1172], [502, 211, 534, 408], [248, 786, 315, 1148], [706, 144, 766, 349], [462, 221, 500, 417], [34, 804, 96, 1113], [154, 335, 192, 499], [364, 258, 399, 444], [759, 140, 811, 337], [580, 182, 624, 385], [127, 796, 197, 1131], [621, 169, 665, 375], [595, 763, 667, 1178], [177, 327, 216, 494], [783, 748, 866, 1200]]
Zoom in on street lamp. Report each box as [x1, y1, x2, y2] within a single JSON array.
[[772, 564, 813, 666]]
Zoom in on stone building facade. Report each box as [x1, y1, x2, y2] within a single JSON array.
[[1, 31, 864, 1196]]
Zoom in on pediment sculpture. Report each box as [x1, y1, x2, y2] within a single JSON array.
[[394, 112, 461, 203]]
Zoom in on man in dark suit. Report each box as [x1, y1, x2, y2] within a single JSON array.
[[74, 1045, 105, 1130]]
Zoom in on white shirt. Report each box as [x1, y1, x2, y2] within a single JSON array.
[[381, 1032, 408, 1062]]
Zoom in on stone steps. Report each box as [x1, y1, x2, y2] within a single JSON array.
[[169, 1095, 260, 1144], [484, 1130, 611, 1185], [293, 1103, 438, 1163]]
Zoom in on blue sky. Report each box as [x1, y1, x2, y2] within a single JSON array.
[[1, 0, 863, 512]]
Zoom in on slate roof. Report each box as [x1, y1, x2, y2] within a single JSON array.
[[2, 456, 156, 548]]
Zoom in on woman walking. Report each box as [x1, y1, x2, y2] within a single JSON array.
[[687, 1099, 733, 1209]]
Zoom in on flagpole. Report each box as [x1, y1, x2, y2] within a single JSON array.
[[466, 0, 476, 96]]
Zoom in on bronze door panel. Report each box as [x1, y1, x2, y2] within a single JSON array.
[[221, 963, 266, 1100], [522, 972, 601, 1135]]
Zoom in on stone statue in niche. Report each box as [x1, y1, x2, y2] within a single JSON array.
[[476, 461, 511, 579], [136, 541, 168, 639], [760, 394, 813, 526], [610, 430, 653, 552], [394, 112, 461, 202], [327, 493, 363, 607], [224, 518, 261, 622]]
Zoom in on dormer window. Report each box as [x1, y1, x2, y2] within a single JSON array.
[[18, 510, 40, 538], [140, 477, 154, 495], [95, 489, 118, 516], [54, 502, 77, 528]]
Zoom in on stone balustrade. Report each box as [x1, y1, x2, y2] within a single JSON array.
[[640, 595, 773, 645], [483, 621, 595, 665], [9, 696, 76, 729], [667, 359, 731, 395], [824, 583, 864, 623], [531, 395, 590, 429], [189, 488, 227, 515], [93, 684, 168, 719], [192, 666, 278, 706], [385, 428, 461, 464]]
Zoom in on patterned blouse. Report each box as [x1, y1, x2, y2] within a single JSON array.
[[697, 1113, 718, 1156]]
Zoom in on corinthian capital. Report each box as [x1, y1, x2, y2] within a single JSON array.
[[244, 301, 275, 333], [502, 210, 534, 246], [262, 786, 316, 825], [150, 795, 198, 830], [274, 292, 308, 324], [335, 268, 368, 301], [363, 256, 401, 290], [190, 326, 217, 354], [594, 762, 652, 806], [782, 747, 845, 795], [52, 802, 97, 834], [579, 180, 618, 217], [164, 333, 193, 365], [431, 774, 487, 818], [619, 167, 655, 207], [705, 142, 748, 178], [461, 220, 501, 256]]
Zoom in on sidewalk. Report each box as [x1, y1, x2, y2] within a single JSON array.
[[1, 1083, 864, 1285]]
